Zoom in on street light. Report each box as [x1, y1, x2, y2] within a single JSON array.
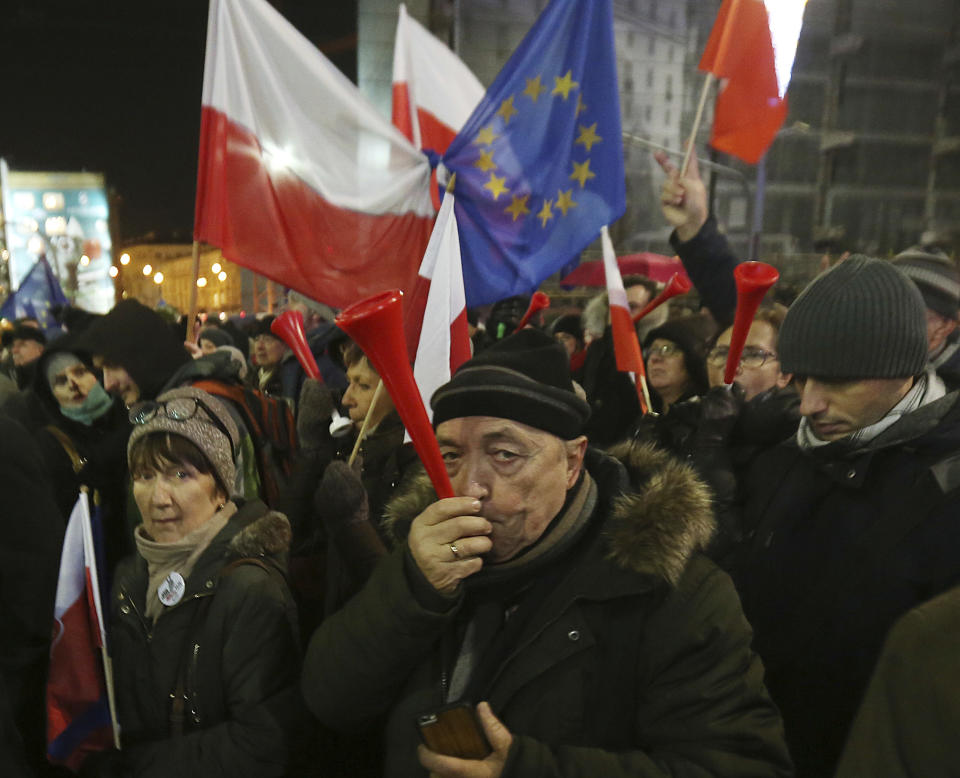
[[217, 271, 227, 282], [120, 253, 131, 265], [108, 266, 119, 278], [212, 262, 222, 274], [153, 271, 164, 284], [142, 264, 152, 276], [197, 277, 208, 288]]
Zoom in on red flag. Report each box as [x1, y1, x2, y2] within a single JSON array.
[[410, 190, 471, 425], [601, 227, 649, 414], [699, 0, 807, 164], [46, 493, 115, 770], [195, 0, 436, 310], [391, 4, 484, 156]]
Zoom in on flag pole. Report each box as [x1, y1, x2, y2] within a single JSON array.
[[348, 379, 385, 467], [187, 240, 201, 341], [102, 650, 121, 749], [680, 72, 715, 178]]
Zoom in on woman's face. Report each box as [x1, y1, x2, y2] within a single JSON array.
[[52, 363, 99, 408], [645, 338, 690, 393], [133, 458, 224, 543]]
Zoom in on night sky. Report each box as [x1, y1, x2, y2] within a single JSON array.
[[0, 0, 358, 243]]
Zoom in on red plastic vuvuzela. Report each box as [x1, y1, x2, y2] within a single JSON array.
[[631, 272, 692, 323], [335, 290, 455, 499], [271, 310, 353, 437], [723, 262, 780, 385], [513, 291, 551, 333]]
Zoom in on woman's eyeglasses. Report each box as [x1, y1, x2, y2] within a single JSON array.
[[706, 346, 778, 369], [129, 397, 236, 452], [647, 343, 683, 359]]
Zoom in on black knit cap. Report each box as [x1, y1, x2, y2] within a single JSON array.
[[893, 245, 960, 320], [643, 316, 711, 396], [431, 328, 590, 439], [779, 255, 927, 379]]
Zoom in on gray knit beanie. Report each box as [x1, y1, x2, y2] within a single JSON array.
[[779, 255, 927, 379], [893, 245, 959, 320], [127, 386, 240, 496]]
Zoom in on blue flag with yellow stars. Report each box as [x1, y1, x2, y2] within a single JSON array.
[[442, 0, 625, 307], [0, 256, 68, 333]]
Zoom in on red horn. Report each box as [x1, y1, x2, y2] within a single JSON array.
[[336, 290, 455, 499], [723, 261, 780, 384], [632, 272, 692, 323], [514, 291, 551, 333], [271, 311, 321, 380], [271, 310, 354, 437]]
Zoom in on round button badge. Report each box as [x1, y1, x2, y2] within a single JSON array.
[[158, 572, 186, 607]]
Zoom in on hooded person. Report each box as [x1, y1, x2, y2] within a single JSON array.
[[642, 315, 712, 413], [733, 256, 960, 777], [33, 334, 133, 572], [302, 328, 792, 778]]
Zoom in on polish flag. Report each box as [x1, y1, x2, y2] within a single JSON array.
[[699, 0, 807, 164], [195, 0, 436, 310], [46, 492, 117, 770], [410, 189, 471, 423], [391, 4, 484, 157], [602, 226, 650, 414]]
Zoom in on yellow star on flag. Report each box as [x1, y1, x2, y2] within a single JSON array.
[[551, 70, 579, 100], [555, 189, 577, 216], [575, 123, 602, 152], [496, 96, 519, 124], [537, 199, 554, 228], [504, 194, 531, 222], [523, 75, 547, 103], [575, 94, 587, 117], [569, 159, 596, 188], [474, 149, 497, 172], [484, 173, 510, 200], [474, 126, 500, 146]]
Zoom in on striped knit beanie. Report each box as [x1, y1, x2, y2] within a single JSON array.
[[893, 245, 959, 320], [779, 256, 927, 379]]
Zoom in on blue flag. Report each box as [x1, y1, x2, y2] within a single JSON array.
[[443, 0, 625, 307], [0, 256, 68, 333]]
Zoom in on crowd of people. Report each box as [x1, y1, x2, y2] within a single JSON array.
[[2, 151, 960, 778]]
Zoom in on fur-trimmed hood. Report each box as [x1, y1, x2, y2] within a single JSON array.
[[226, 509, 291, 559], [383, 441, 715, 588]]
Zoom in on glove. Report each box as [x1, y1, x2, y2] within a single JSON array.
[[297, 378, 336, 450], [696, 383, 745, 445], [314, 460, 370, 531]]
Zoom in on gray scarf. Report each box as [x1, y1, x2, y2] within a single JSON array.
[[797, 368, 946, 452]]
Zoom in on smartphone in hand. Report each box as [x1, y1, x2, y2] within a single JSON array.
[[416, 702, 492, 759]]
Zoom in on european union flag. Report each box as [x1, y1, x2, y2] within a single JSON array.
[[0, 256, 68, 333], [443, 0, 625, 307]]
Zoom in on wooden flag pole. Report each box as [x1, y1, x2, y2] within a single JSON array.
[[348, 379, 384, 467], [187, 240, 201, 341], [680, 72, 715, 178]]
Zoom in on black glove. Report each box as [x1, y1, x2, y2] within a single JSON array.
[[296, 378, 336, 450], [696, 383, 745, 445], [314, 460, 369, 532]]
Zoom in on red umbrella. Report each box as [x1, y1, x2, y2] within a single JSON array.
[[560, 252, 689, 286]]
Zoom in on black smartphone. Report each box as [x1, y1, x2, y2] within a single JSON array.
[[416, 702, 492, 759]]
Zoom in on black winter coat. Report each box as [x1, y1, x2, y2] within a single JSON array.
[[303, 443, 793, 777], [735, 392, 960, 777], [103, 500, 303, 777]]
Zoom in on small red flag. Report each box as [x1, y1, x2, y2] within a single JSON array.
[[699, 0, 806, 164]]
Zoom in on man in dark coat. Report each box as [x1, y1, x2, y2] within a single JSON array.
[[302, 329, 792, 778], [733, 257, 960, 777]]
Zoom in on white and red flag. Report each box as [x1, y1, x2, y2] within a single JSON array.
[[410, 188, 471, 423], [391, 4, 484, 157], [699, 0, 807, 164], [46, 492, 118, 770], [601, 226, 650, 414], [195, 0, 436, 309]]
